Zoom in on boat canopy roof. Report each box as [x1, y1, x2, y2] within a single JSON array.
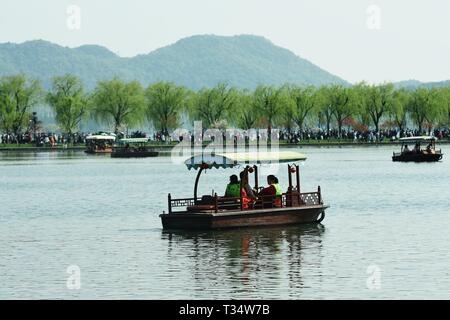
[[399, 136, 437, 143], [118, 138, 149, 144], [86, 134, 116, 140], [185, 151, 307, 170]]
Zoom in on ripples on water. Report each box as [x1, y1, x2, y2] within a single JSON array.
[[0, 146, 449, 299]]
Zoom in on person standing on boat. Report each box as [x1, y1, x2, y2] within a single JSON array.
[[225, 175, 240, 198]]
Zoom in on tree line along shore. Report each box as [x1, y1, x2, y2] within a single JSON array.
[[0, 74, 449, 148]]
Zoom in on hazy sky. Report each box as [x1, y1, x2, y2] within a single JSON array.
[[1, 0, 449, 84]]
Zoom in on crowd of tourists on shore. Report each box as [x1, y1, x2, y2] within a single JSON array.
[[1, 128, 449, 147], [278, 128, 450, 143], [0, 132, 89, 146]]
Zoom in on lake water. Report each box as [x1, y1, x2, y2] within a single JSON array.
[[0, 146, 449, 299]]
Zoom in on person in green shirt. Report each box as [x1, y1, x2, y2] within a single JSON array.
[[225, 174, 240, 198]]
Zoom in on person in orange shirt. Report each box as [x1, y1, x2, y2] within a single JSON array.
[[239, 171, 256, 209]]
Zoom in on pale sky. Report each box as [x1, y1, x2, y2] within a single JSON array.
[[1, 0, 450, 84]]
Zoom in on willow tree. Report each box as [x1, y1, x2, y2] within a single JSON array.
[[233, 89, 258, 130], [390, 88, 409, 132], [328, 85, 354, 137], [190, 83, 237, 129], [145, 82, 188, 135], [286, 85, 317, 132], [366, 83, 395, 133], [92, 78, 146, 134], [408, 88, 443, 133], [436, 87, 450, 127], [353, 82, 395, 135], [0, 75, 42, 142], [252, 85, 285, 137], [47, 75, 90, 142], [316, 86, 335, 133]]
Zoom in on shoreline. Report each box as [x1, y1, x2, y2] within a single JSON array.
[[0, 140, 449, 153]]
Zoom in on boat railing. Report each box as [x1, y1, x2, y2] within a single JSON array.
[[394, 149, 442, 157], [167, 187, 323, 214]]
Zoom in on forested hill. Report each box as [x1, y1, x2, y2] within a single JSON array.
[[0, 35, 347, 90], [394, 79, 450, 90]]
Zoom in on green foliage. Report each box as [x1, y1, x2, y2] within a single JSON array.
[[435, 87, 450, 126], [354, 82, 395, 133], [47, 74, 90, 139], [390, 88, 409, 131], [327, 85, 354, 136], [145, 82, 189, 134], [252, 85, 286, 132], [1, 72, 450, 136], [285, 85, 318, 131], [232, 89, 259, 130], [92, 78, 146, 134], [0, 74, 42, 140], [315, 86, 335, 132], [189, 83, 237, 129], [407, 87, 444, 132]]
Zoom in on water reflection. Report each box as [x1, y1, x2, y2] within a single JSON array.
[[0, 150, 88, 162], [162, 224, 325, 297]]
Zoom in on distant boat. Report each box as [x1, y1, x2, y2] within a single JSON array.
[[111, 138, 158, 158], [392, 136, 443, 162], [85, 133, 116, 154]]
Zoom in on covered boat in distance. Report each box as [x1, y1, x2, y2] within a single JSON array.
[[392, 136, 443, 162], [85, 133, 116, 154], [111, 138, 158, 158]]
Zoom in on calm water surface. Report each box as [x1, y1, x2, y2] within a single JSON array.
[[0, 146, 449, 299]]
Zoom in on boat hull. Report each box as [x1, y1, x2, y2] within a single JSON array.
[[111, 151, 158, 158], [392, 153, 443, 162], [160, 205, 328, 230], [84, 149, 113, 154]]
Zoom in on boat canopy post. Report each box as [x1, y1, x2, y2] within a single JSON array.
[[168, 193, 172, 214], [253, 165, 258, 190], [288, 165, 293, 192], [214, 193, 218, 213], [194, 166, 206, 204], [318, 186, 322, 204]]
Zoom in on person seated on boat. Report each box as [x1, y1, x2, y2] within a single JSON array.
[[425, 143, 434, 154], [403, 145, 410, 154], [240, 171, 256, 209], [225, 174, 240, 198], [259, 175, 283, 207], [271, 177, 283, 207], [414, 143, 420, 154]]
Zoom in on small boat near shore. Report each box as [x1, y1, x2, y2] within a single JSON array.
[[111, 138, 158, 158], [160, 151, 329, 230], [392, 136, 443, 162], [84, 133, 116, 154]]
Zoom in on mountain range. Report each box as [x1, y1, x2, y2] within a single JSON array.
[[0, 35, 347, 90], [0, 34, 448, 90]]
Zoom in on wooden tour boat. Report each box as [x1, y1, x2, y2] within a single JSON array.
[[85, 133, 116, 154], [392, 136, 443, 162], [160, 151, 329, 230], [111, 138, 159, 158]]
